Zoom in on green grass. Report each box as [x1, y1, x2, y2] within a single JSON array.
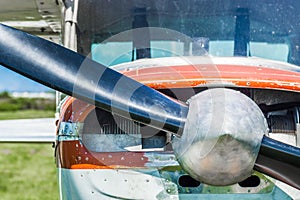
[[0, 143, 59, 200], [0, 110, 55, 120]]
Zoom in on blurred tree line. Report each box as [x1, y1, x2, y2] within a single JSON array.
[[0, 91, 55, 111]]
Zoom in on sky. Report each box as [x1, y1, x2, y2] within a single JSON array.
[[0, 65, 52, 92]]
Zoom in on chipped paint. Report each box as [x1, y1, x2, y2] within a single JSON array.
[[115, 57, 300, 92], [56, 56, 298, 199]]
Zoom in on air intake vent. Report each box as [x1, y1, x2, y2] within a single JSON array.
[[178, 175, 201, 187], [238, 175, 260, 187]]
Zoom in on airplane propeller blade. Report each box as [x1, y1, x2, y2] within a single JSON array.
[[0, 24, 187, 135], [0, 24, 299, 189], [255, 136, 300, 190]]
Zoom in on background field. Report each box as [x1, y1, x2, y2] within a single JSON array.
[[0, 110, 54, 120], [0, 143, 59, 200], [0, 91, 58, 199]]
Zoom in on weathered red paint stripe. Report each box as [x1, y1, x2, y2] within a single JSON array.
[[57, 140, 149, 169]]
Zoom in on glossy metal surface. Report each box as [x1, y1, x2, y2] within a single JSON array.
[[173, 88, 268, 185], [256, 136, 300, 190], [0, 24, 187, 135]]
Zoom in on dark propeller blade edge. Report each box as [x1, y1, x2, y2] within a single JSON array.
[[0, 23, 187, 135], [255, 136, 300, 190]]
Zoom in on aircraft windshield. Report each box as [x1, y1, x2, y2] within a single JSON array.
[[73, 0, 300, 66], [91, 40, 289, 66]]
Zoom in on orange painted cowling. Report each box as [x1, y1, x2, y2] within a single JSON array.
[[118, 57, 300, 91], [56, 56, 300, 169]]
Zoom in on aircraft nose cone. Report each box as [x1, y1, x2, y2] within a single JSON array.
[[172, 88, 268, 186]]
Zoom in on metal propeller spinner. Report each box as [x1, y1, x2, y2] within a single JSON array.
[[173, 88, 268, 185]]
